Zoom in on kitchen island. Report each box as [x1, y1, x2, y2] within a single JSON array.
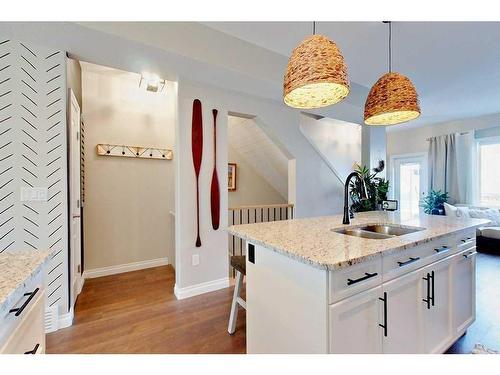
[[228, 211, 488, 354]]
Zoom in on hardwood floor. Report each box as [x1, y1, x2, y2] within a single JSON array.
[[46, 266, 246, 353]]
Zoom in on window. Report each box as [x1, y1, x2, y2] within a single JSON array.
[[478, 141, 500, 206]]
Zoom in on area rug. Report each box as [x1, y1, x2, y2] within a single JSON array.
[[471, 344, 499, 354]]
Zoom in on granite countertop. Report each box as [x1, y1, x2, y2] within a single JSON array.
[[0, 250, 53, 316], [228, 211, 489, 270]]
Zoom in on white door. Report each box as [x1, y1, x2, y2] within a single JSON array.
[[451, 249, 476, 335], [329, 285, 383, 354], [421, 256, 453, 353], [68, 89, 82, 308], [382, 269, 424, 353], [392, 154, 428, 218]]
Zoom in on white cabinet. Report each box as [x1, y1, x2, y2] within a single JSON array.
[[421, 256, 453, 353], [451, 249, 476, 335], [382, 269, 424, 353], [0, 290, 46, 354], [328, 236, 476, 354], [329, 286, 383, 354]]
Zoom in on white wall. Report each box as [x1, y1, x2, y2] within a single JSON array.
[[300, 115, 362, 183], [82, 64, 176, 272], [0, 38, 68, 315], [228, 145, 286, 207]]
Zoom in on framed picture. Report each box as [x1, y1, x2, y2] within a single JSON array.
[[228, 163, 237, 191]]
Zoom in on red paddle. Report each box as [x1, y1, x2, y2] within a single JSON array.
[[192, 99, 203, 247], [210, 109, 220, 230]]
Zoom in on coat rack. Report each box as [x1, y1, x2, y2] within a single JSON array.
[[96, 143, 173, 160]]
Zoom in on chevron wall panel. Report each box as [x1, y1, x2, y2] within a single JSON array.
[[0, 38, 68, 313]]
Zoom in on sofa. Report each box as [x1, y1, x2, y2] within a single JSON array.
[[444, 203, 500, 254]]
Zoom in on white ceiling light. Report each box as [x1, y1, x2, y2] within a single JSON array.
[[139, 72, 165, 93]]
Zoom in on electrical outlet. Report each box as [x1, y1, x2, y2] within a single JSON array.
[[20, 187, 48, 202], [192, 254, 200, 266]]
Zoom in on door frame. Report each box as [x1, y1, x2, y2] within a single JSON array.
[[67, 88, 83, 309], [389, 152, 428, 210]]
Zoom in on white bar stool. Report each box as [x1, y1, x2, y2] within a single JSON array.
[[228, 255, 246, 334]]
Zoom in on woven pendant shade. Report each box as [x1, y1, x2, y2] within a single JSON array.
[[364, 72, 420, 125], [283, 35, 349, 109]]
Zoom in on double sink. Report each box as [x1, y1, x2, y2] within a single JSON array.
[[334, 224, 424, 239]]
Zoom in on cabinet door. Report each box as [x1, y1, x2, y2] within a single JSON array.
[[382, 269, 424, 353], [451, 249, 476, 334], [329, 286, 383, 353], [421, 256, 453, 353]]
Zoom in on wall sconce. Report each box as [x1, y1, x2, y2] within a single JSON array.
[[139, 72, 166, 93]]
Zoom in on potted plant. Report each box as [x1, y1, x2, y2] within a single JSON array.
[[350, 163, 390, 212], [420, 190, 449, 215]]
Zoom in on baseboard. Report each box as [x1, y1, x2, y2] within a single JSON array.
[[76, 275, 85, 295], [45, 306, 74, 333], [174, 277, 230, 300], [83, 257, 169, 279], [58, 308, 74, 329]]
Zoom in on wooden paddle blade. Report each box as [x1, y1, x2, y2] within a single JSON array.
[[211, 170, 220, 230], [192, 99, 203, 176]]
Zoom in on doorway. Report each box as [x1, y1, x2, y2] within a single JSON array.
[[391, 153, 428, 218]]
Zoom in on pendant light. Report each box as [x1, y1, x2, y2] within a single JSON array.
[[364, 22, 420, 125], [283, 22, 350, 109]]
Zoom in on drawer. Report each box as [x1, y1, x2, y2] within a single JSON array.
[[0, 290, 45, 354], [382, 243, 436, 281], [329, 255, 382, 303]]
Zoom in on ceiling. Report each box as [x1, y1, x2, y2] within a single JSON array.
[[204, 22, 500, 131], [228, 116, 289, 198]]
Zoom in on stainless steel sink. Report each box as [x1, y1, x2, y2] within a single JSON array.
[[333, 224, 424, 239]]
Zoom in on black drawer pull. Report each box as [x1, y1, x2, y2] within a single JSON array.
[[434, 246, 449, 253], [461, 237, 473, 243], [397, 257, 420, 267], [24, 343, 40, 354], [9, 288, 39, 317], [379, 292, 388, 337], [347, 272, 378, 286], [463, 251, 476, 259]]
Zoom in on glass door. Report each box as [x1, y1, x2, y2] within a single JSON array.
[[392, 154, 428, 218]]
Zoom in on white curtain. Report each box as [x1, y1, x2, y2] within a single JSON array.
[[428, 133, 475, 204]]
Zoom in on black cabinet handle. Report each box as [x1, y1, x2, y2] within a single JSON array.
[[434, 245, 449, 253], [430, 270, 435, 307], [9, 288, 39, 317], [397, 257, 420, 267], [461, 237, 473, 243], [463, 251, 476, 259], [24, 343, 40, 355], [422, 273, 431, 309], [379, 292, 388, 337], [347, 272, 378, 286]]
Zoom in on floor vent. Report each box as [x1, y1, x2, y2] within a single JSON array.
[[44, 306, 59, 333]]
